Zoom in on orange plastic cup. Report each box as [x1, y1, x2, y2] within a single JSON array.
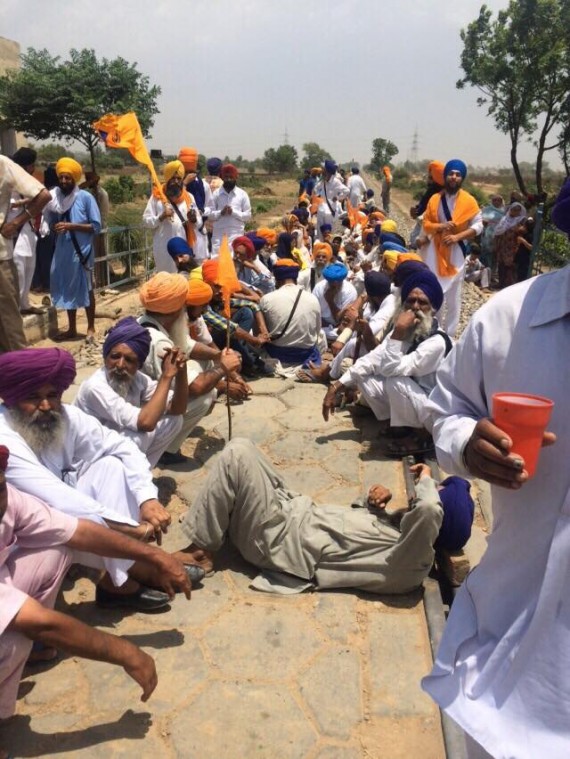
[[492, 392, 554, 478]]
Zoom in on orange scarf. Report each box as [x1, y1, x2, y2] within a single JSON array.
[[152, 185, 196, 247], [423, 189, 479, 277]]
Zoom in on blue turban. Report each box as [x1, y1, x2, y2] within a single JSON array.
[[381, 240, 408, 254], [435, 476, 475, 551], [364, 271, 391, 298], [103, 316, 151, 366], [322, 262, 348, 282], [324, 159, 338, 174], [292, 207, 310, 224], [245, 232, 268, 252], [320, 223, 332, 234], [552, 177, 570, 236], [167, 237, 194, 260], [206, 157, 222, 175], [351, 166, 360, 174], [393, 260, 429, 287], [400, 270, 444, 311], [444, 159, 467, 180]]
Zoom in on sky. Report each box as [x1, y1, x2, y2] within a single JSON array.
[[2, 0, 558, 170]]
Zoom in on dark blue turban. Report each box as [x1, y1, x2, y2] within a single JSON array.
[[322, 262, 348, 282], [366, 189, 375, 198], [324, 159, 338, 174], [320, 223, 332, 234], [167, 237, 194, 260], [103, 317, 151, 366], [552, 177, 570, 236], [444, 159, 467, 180], [245, 232, 268, 252], [381, 240, 408, 254], [351, 166, 360, 174], [393, 260, 429, 287], [292, 207, 310, 224], [206, 157, 222, 175], [400, 270, 444, 311], [364, 271, 391, 298], [435, 476, 475, 552]]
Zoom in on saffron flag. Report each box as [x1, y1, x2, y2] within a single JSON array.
[[346, 199, 361, 230], [92, 112, 167, 202], [217, 235, 240, 318]]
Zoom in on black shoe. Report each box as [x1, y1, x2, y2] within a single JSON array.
[[95, 584, 170, 611], [185, 564, 205, 586], [157, 450, 190, 467]]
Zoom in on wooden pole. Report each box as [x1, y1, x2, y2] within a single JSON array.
[[225, 321, 232, 441]]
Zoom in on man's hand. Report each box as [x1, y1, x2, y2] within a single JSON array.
[[187, 209, 197, 224], [440, 221, 455, 233], [122, 646, 158, 702], [322, 384, 340, 421], [443, 233, 458, 246], [222, 379, 251, 400], [415, 235, 428, 248], [140, 499, 172, 544], [249, 334, 269, 347], [409, 463, 431, 481], [160, 205, 174, 221], [391, 309, 418, 340], [161, 347, 186, 380], [220, 348, 242, 374], [368, 484, 392, 509], [53, 221, 71, 234], [464, 417, 556, 488], [221, 205, 233, 216], [1, 220, 23, 238], [151, 552, 191, 600]]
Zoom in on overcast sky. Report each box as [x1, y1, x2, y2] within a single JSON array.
[[3, 0, 557, 169]]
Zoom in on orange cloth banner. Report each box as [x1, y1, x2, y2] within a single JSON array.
[[217, 235, 240, 318]]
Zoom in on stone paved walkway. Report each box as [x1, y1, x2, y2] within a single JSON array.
[[2, 375, 446, 759]]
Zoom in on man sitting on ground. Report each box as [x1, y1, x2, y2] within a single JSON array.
[[322, 270, 451, 456], [0, 443, 189, 749], [74, 317, 188, 466], [312, 262, 358, 343], [0, 348, 199, 610], [176, 438, 474, 595]]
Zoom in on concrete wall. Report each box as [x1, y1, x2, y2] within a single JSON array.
[[0, 36, 25, 155]]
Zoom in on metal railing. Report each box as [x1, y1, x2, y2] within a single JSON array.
[[92, 224, 154, 293]]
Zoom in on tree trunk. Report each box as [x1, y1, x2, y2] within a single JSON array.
[[510, 143, 527, 196], [88, 139, 97, 174]]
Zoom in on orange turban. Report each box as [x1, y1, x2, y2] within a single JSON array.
[[312, 241, 333, 261], [429, 160, 445, 187], [298, 193, 310, 206], [186, 279, 213, 306], [382, 251, 399, 273], [139, 272, 188, 314], [178, 147, 198, 172], [256, 227, 278, 246], [201, 259, 219, 285], [55, 157, 82, 183], [380, 219, 398, 233], [310, 167, 322, 176], [397, 252, 423, 265], [369, 211, 386, 223]]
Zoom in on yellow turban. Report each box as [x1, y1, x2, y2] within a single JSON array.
[[186, 279, 213, 307], [312, 241, 333, 261], [139, 272, 188, 314], [381, 219, 398, 233], [164, 160, 185, 183], [178, 147, 198, 172], [397, 252, 423, 265], [382, 251, 399, 272], [55, 157, 82, 183], [256, 227, 278, 246]]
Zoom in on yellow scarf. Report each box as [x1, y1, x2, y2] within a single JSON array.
[[423, 189, 479, 277]]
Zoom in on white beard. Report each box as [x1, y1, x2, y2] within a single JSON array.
[[168, 311, 192, 354], [9, 407, 66, 455], [412, 310, 434, 341], [107, 371, 132, 399]]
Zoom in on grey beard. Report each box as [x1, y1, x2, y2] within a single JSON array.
[[9, 407, 66, 454], [412, 310, 434, 341], [168, 310, 191, 353], [107, 371, 132, 399]]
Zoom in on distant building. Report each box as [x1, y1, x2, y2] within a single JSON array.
[[0, 36, 25, 156]]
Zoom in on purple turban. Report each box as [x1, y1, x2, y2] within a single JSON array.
[[102, 317, 151, 366], [245, 232, 268, 252], [206, 157, 222, 176], [551, 177, 570, 236], [291, 208, 310, 225], [435, 476, 475, 551], [444, 159, 467, 180], [393, 260, 429, 288], [400, 270, 444, 311], [320, 223, 332, 234], [0, 348, 76, 407], [364, 271, 391, 298], [167, 237, 194, 260], [322, 262, 348, 282]]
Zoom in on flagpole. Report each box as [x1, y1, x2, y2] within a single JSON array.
[[225, 319, 232, 441]]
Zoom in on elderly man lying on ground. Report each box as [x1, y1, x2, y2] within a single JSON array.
[[138, 272, 241, 466], [322, 269, 452, 457], [0, 444, 189, 747], [0, 348, 203, 611], [175, 438, 474, 594], [75, 317, 188, 466]]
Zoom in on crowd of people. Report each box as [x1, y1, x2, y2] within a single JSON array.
[[0, 143, 569, 758]]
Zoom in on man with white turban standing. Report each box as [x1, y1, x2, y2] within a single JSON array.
[[419, 159, 482, 338], [45, 157, 101, 342]]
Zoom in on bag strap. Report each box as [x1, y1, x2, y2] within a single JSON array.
[[270, 288, 303, 341], [62, 210, 90, 269], [441, 195, 467, 255], [323, 181, 336, 217]]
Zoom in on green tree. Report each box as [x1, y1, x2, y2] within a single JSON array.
[[0, 48, 161, 172], [300, 142, 333, 171], [369, 138, 399, 173], [262, 144, 298, 173], [457, 0, 570, 195]]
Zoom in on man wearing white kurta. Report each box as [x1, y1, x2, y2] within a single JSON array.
[[209, 164, 252, 256], [421, 257, 570, 758], [312, 263, 358, 342], [314, 160, 349, 240], [419, 159, 482, 338], [347, 167, 367, 208]]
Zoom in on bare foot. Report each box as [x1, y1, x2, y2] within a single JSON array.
[[172, 544, 214, 575]]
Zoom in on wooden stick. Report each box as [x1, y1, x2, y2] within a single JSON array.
[[226, 322, 232, 441]]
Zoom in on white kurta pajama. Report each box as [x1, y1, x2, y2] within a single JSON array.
[[0, 405, 158, 586], [339, 330, 448, 428], [347, 174, 367, 208], [421, 267, 570, 759], [312, 279, 358, 341], [314, 175, 349, 239], [422, 194, 483, 338], [142, 194, 203, 273], [209, 186, 252, 256], [6, 196, 49, 309], [74, 367, 183, 466]]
